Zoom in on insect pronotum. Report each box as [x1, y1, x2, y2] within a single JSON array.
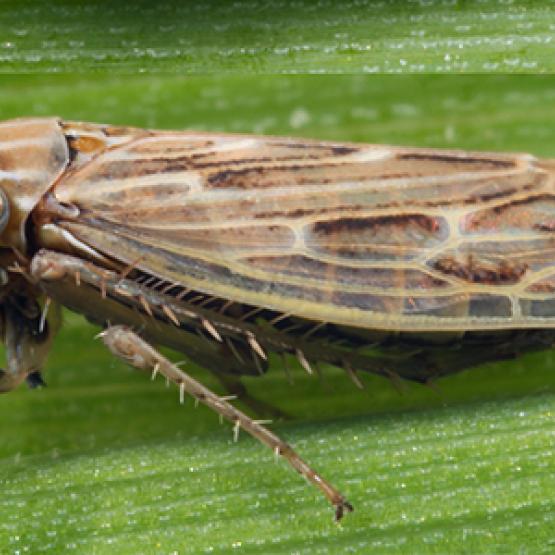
[[2, 117, 555, 520]]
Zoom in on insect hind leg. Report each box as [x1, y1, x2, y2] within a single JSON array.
[[99, 324, 352, 521]]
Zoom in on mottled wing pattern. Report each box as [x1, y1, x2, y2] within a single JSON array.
[[50, 126, 555, 331]]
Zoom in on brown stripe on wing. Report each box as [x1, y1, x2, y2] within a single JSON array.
[[462, 194, 555, 234], [62, 167, 547, 229], [55, 219, 334, 303], [305, 213, 449, 261], [53, 130, 547, 227], [144, 142, 360, 167], [195, 171, 539, 223], [50, 218, 481, 322], [243, 254, 452, 290], [126, 137, 216, 155], [119, 223, 297, 252], [198, 146, 531, 190], [47, 215, 537, 330], [429, 238, 555, 286], [398, 152, 517, 168], [85, 157, 365, 183]]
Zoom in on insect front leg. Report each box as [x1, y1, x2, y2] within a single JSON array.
[[29, 250, 286, 415], [100, 325, 353, 521]]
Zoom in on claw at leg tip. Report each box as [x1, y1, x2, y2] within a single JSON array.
[[334, 499, 354, 522]]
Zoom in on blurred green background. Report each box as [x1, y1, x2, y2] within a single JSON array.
[[0, 75, 555, 554], [1, 1, 555, 73]]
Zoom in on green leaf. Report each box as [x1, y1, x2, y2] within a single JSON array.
[[1, 75, 555, 553], [1, 1, 555, 73]]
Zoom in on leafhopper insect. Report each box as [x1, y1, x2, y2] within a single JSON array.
[[1, 117, 555, 520]]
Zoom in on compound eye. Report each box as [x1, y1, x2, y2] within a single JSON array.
[[0, 188, 9, 235]]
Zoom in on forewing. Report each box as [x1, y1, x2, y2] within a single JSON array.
[[50, 129, 555, 331]]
